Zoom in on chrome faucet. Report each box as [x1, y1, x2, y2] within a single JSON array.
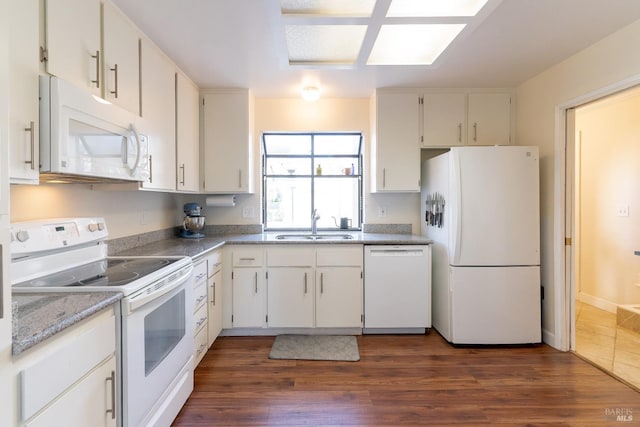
[[311, 209, 320, 234]]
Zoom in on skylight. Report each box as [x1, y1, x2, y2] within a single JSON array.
[[285, 25, 367, 64], [386, 0, 489, 17]]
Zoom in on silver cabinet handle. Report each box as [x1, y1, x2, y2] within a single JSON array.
[[180, 164, 185, 185], [91, 50, 100, 88], [320, 272, 324, 294], [110, 64, 118, 98], [473, 122, 477, 142], [106, 370, 116, 420], [196, 317, 207, 328], [196, 294, 206, 305], [239, 257, 255, 261], [238, 169, 242, 189], [148, 155, 153, 183], [211, 281, 216, 305], [458, 123, 462, 142], [382, 168, 386, 188], [24, 121, 35, 170], [304, 272, 307, 294], [196, 343, 207, 356], [254, 272, 258, 293]]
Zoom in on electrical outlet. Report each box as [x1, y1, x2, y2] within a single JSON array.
[[378, 206, 387, 217], [242, 207, 254, 218], [616, 205, 630, 217], [140, 209, 148, 225]]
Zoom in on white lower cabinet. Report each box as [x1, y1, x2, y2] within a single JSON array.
[[267, 268, 315, 328], [207, 250, 223, 346], [315, 267, 363, 328], [192, 259, 209, 366], [232, 268, 266, 328], [13, 308, 117, 427]]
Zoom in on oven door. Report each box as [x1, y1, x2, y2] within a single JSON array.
[[121, 272, 194, 427]]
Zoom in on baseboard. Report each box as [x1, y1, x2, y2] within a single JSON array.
[[578, 292, 618, 313], [220, 327, 363, 336], [542, 328, 558, 349]]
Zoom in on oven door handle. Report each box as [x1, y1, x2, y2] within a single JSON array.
[[125, 265, 193, 313]]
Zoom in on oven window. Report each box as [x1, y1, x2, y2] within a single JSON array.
[[144, 289, 186, 376]]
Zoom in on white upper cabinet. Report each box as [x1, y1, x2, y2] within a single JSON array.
[[422, 91, 513, 147], [139, 37, 176, 191], [422, 93, 466, 148], [45, 0, 102, 96], [9, 0, 39, 183], [467, 93, 512, 146], [370, 91, 421, 192], [176, 71, 200, 192], [102, 1, 140, 114], [202, 89, 254, 194]]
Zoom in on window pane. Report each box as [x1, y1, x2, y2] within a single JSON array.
[[264, 134, 311, 155], [314, 177, 360, 229], [266, 157, 312, 176], [314, 134, 361, 155], [265, 177, 312, 229]]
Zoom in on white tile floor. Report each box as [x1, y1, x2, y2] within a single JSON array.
[[575, 301, 640, 390]]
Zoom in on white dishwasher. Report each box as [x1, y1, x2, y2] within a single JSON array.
[[364, 245, 431, 333]]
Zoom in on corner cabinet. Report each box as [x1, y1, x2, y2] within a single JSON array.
[[370, 91, 421, 192], [176, 71, 200, 192], [139, 36, 176, 191], [9, 0, 39, 183], [202, 89, 255, 194], [421, 92, 513, 147]]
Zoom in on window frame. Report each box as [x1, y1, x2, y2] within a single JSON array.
[[261, 132, 363, 232]]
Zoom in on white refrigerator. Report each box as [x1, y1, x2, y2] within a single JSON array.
[[421, 146, 541, 344]]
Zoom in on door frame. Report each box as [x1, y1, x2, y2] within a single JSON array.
[[554, 74, 640, 351]]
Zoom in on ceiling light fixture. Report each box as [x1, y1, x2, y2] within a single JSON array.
[[301, 86, 321, 101]]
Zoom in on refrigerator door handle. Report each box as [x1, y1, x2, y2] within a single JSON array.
[[451, 150, 462, 264]]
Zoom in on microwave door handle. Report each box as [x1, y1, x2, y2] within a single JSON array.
[[121, 135, 128, 167], [128, 125, 142, 177]]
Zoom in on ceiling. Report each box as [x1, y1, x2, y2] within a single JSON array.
[[111, 0, 640, 98]]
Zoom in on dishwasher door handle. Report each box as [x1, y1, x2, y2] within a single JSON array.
[[369, 249, 424, 256]]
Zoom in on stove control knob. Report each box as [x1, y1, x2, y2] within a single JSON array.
[[97, 222, 105, 231], [88, 223, 98, 232], [16, 230, 29, 242]]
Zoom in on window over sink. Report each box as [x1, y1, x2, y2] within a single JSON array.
[[262, 132, 363, 231]]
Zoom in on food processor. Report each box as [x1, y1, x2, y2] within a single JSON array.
[[181, 202, 205, 238]]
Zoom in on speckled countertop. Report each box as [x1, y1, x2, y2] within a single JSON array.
[[12, 292, 122, 356], [114, 232, 432, 258]]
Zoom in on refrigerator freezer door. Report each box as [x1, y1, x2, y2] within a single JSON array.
[[450, 146, 540, 266], [450, 266, 541, 344]]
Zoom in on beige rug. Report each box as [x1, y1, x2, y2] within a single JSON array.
[[269, 335, 360, 362]]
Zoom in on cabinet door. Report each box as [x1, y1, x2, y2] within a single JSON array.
[[373, 92, 420, 192], [202, 90, 254, 193], [176, 71, 200, 192], [267, 268, 314, 328], [45, 0, 101, 96], [232, 268, 266, 328], [25, 357, 117, 427], [316, 267, 362, 328], [208, 268, 223, 346], [9, 0, 39, 183], [422, 93, 466, 147], [140, 37, 176, 190], [102, 1, 140, 114], [467, 93, 512, 146]]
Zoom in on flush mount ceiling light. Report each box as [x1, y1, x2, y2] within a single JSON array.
[[280, 0, 376, 17], [285, 25, 367, 65], [367, 24, 466, 65], [386, 0, 490, 17], [301, 86, 321, 101]]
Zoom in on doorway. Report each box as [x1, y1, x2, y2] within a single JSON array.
[[568, 86, 640, 389]]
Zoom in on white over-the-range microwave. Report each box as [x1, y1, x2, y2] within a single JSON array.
[[39, 75, 150, 183]]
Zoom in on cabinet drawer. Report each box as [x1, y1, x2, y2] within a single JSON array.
[[207, 250, 222, 276], [317, 245, 363, 266], [232, 248, 263, 267], [193, 281, 208, 310], [194, 326, 208, 366], [267, 246, 314, 267], [194, 303, 208, 334], [193, 260, 208, 283]]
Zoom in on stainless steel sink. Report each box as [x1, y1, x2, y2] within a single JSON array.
[[275, 233, 354, 240]]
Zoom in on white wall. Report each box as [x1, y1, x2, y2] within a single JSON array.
[[10, 185, 183, 239], [204, 97, 421, 233], [516, 18, 640, 347], [576, 87, 640, 308]]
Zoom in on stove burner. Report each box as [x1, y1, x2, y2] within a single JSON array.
[[78, 271, 140, 287], [29, 274, 78, 288], [120, 259, 171, 270]]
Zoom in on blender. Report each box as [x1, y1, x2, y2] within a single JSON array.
[[181, 202, 205, 238]]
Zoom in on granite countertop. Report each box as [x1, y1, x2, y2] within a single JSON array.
[[12, 292, 122, 356], [113, 232, 433, 258]]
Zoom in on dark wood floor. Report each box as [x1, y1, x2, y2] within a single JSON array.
[[173, 332, 640, 426]]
